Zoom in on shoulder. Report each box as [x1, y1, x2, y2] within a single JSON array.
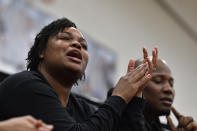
[[2, 70, 44, 82], [0, 70, 54, 95], [0, 71, 58, 106]]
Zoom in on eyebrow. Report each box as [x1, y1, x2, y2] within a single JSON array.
[[61, 32, 72, 36], [61, 32, 87, 43]]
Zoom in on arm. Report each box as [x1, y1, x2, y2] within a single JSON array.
[[117, 47, 158, 131], [12, 80, 127, 131], [1, 47, 152, 131], [12, 58, 151, 131], [119, 97, 149, 131]]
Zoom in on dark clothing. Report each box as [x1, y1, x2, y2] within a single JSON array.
[[107, 88, 169, 131], [0, 71, 127, 131], [144, 118, 170, 131], [120, 97, 148, 131], [0, 70, 149, 131], [118, 99, 169, 131]]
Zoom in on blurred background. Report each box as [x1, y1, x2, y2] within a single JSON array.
[[0, 0, 197, 124]]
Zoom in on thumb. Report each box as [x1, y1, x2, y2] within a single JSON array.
[[127, 59, 135, 73]]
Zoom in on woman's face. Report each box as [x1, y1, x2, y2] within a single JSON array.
[[40, 27, 88, 76]]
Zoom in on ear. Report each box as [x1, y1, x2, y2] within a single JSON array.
[[39, 54, 44, 59], [39, 50, 45, 59]]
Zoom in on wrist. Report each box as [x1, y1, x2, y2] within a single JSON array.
[[111, 94, 129, 104]]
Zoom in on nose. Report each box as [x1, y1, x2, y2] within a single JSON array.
[[71, 42, 81, 50], [162, 82, 174, 95]]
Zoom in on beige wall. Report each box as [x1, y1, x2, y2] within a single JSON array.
[[29, 0, 197, 120]]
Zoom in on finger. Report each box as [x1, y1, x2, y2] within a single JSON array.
[[135, 73, 151, 92], [130, 63, 149, 82], [155, 47, 158, 56], [135, 73, 151, 88], [35, 120, 44, 128], [146, 57, 153, 75], [179, 116, 193, 128], [166, 116, 176, 131], [143, 47, 148, 60], [152, 47, 158, 68], [171, 106, 183, 121], [38, 127, 52, 131], [142, 58, 153, 77], [37, 124, 53, 131], [127, 59, 135, 73], [128, 62, 148, 77], [46, 125, 54, 130], [38, 125, 54, 131], [25, 115, 38, 124], [135, 70, 151, 97], [185, 121, 197, 131]]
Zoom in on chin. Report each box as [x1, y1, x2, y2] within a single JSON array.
[[158, 107, 171, 116], [65, 63, 84, 72], [72, 69, 85, 79]]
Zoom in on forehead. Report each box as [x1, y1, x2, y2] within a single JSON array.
[[61, 27, 84, 38], [152, 60, 172, 77]]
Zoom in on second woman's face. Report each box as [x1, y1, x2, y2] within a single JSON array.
[[41, 27, 89, 75]]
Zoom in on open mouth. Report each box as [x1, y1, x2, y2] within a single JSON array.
[[160, 98, 173, 106], [67, 50, 82, 63]]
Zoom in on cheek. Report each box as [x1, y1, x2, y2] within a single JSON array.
[[144, 85, 161, 98], [83, 51, 89, 66]]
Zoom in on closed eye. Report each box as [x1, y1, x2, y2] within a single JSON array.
[[81, 43, 88, 50], [169, 80, 174, 87], [153, 79, 162, 84], [152, 76, 163, 84], [60, 37, 71, 41]]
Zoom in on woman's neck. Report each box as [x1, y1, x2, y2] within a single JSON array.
[[38, 66, 74, 108]]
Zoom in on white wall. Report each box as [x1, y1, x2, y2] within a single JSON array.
[[29, 0, 197, 120]]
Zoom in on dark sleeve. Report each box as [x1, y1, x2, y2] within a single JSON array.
[[119, 97, 148, 131], [13, 80, 127, 131]]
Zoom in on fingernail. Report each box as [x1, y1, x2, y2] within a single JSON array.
[[46, 125, 53, 129]]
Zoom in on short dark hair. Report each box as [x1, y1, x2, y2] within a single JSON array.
[[26, 17, 77, 71]]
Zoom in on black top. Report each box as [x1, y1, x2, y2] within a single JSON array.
[[144, 117, 170, 131], [0, 71, 147, 131], [120, 97, 148, 131], [107, 88, 169, 131]]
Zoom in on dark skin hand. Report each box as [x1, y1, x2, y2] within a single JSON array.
[[112, 47, 158, 103], [167, 106, 197, 131], [142, 47, 158, 73], [136, 47, 158, 97]]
